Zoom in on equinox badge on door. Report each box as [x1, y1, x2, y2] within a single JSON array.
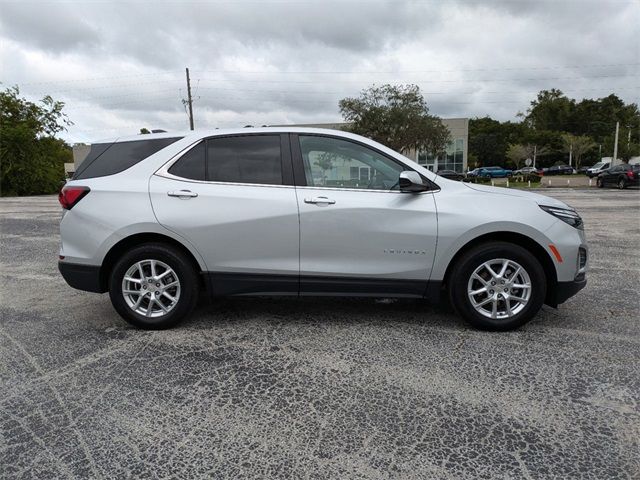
[[383, 249, 427, 255]]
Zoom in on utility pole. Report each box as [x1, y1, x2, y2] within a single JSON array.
[[533, 145, 537, 169], [185, 67, 194, 130], [612, 121, 619, 166], [568, 143, 573, 167]]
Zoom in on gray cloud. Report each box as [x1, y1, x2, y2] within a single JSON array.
[[1, 0, 637, 143], [0, 2, 99, 52]]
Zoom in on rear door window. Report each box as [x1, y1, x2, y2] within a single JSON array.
[[74, 137, 182, 179], [206, 135, 282, 185]]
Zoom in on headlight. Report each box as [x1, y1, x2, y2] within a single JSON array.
[[540, 205, 583, 230]]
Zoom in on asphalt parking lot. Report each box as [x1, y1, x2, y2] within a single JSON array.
[[1, 189, 639, 479]]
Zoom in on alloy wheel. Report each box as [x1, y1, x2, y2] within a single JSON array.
[[122, 259, 181, 318], [467, 258, 532, 320]]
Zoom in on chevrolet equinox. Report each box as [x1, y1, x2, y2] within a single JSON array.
[[59, 128, 588, 330]]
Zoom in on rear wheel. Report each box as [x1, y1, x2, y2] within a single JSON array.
[[617, 177, 627, 189], [109, 243, 199, 329], [448, 242, 546, 331]]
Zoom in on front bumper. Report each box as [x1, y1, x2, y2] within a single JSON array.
[[550, 277, 587, 306], [58, 261, 106, 293]]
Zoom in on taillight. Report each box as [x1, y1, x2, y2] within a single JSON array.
[[627, 170, 634, 179], [59, 186, 90, 210]]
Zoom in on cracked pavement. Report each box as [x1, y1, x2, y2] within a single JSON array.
[[1, 189, 639, 479]]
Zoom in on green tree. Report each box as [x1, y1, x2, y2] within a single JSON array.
[[505, 143, 550, 169], [339, 84, 450, 154], [561, 134, 596, 169], [572, 95, 640, 143], [506, 144, 530, 169], [520, 129, 560, 167], [523, 89, 576, 131], [469, 117, 527, 166], [1, 86, 73, 196], [140, 128, 151, 134]]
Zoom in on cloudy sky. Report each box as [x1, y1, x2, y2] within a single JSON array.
[[1, 0, 638, 143]]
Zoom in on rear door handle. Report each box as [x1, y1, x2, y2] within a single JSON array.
[[304, 196, 335, 205], [167, 190, 198, 198]]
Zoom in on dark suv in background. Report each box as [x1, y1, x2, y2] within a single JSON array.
[[597, 164, 640, 189]]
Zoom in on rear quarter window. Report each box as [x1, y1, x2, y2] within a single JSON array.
[[74, 137, 182, 179]]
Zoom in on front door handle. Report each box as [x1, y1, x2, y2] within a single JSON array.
[[168, 190, 198, 198], [304, 196, 336, 205]]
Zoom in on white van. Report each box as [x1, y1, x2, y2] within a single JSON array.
[[586, 161, 611, 178]]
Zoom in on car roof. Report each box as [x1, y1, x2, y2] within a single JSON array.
[[91, 126, 359, 144]]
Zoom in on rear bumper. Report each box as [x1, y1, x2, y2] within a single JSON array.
[[58, 262, 105, 293], [551, 277, 587, 306]]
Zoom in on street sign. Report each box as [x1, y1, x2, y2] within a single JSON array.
[[525, 158, 532, 166]]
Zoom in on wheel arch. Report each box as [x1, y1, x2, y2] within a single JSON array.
[[441, 231, 558, 307], [99, 233, 205, 291]]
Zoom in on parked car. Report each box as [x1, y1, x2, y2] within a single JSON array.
[[472, 166, 513, 178], [586, 161, 610, 178], [514, 166, 538, 175], [596, 164, 640, 189], [576, 166, 590, 174], [545, 164, 575, 176], [436, 169, 465, 181], [58, 128, 588, 331]]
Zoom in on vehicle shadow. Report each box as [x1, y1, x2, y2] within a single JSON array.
[[183, 295, 464, 331]]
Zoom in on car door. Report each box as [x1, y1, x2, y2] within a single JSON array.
[[603, 166, 618, 185], [150, 133, 300, 295], [290, 133, 438, 296]]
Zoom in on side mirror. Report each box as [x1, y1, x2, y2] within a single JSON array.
[[399, 171, 429, 193]]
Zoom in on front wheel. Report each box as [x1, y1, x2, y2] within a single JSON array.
[[448, 242, 546, 331], [109, 243, 199, 329], [596, 177, 604, 188]]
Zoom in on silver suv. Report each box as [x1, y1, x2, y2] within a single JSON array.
[[59, 128, 588, 330]]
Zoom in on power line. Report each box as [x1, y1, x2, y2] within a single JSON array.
[[7, 71, 184, 87], [7, 62, 638, 88], [195, 63, 640, 75], [55, 85, 639, 108], [193, 85, 640, 96], [20, 80, 183, 95], [195, 73, 639, 85]]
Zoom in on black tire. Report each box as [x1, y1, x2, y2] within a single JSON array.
[[448, 242, 546, 331], [617, 177, 627, 189], [108, 243, 199, 329], [596, 177, 604, 188]]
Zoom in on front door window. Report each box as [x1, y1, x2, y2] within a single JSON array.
[[299, 135, 404, 190]]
